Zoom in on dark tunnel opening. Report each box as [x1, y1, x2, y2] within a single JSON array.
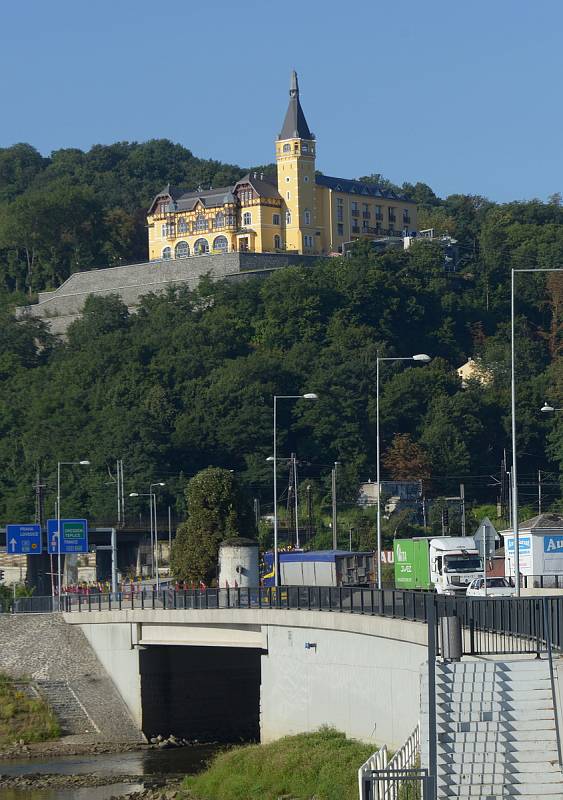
[[139, 645, 261, 743]]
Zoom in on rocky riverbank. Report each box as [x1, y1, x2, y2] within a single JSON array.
[[0, 737, 148, 760], [0, 772, 186, 798]]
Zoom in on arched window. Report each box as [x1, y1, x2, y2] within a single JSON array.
[[162, 247, 172, 260], [274, 234, 281, 250], [178, 218, 188, 234], [215, 211, 225, 228], [213, 235, 228, 252], [286, 211, 291, 225], [175, 241, 189, 258], [304, 209, 311, 225], [195, 214, 207, 231], [283, 143, 291, 152], [243, 212, 252, 226], [193, 238, 209, 255]]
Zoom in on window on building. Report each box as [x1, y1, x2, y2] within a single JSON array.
[[375, 205, 383, 221], [195, 214, 207, 231], [286, 211, 292, 225], [304, 209, 311, 225], [243, 212, 252, 226], [337, 223, 344, 236], [239, 188, 253, 204], [302, 143, 309, 152], [161, 224, 166, 237], [273, 213, 281, 225], [226, 213, 235, 226], [403, 208, 410, 223], [283, 143, 291, 152], [215, 211, 225, 229], [162, 247, 172, 260], [304, 175, 309, 182], [193, 238, 209, 255], [336, 198, 344, 223], [274, 234, 281, 249], [213, 235, 228, 252], [351, 201, 359, 212], [286, 191, 290, 200], [178, 218, 188, 234], [158, 201, 168, 214], [175, 241, 189, 258], [303, 234, 313, 248], [285, 176, 291, 183], [388, 207, 396, 222]]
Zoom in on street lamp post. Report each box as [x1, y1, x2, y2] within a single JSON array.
[[376, 354, 431, 589], [150, 482, 165, 590], [272, 393, 318, 587], [56, 460, 90, 602], [511, 267, 563, 596], [130, 485, 165, 587]]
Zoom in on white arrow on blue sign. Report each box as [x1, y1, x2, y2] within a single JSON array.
[[6, 524, 42, 555], [47, 519, 88, 554]]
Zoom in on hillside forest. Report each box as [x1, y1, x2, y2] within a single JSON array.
[[0, 139, 561, 547]]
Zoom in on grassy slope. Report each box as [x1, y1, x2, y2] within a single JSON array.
[[183, 727, 375, 800], [0, 674, 60, 747]]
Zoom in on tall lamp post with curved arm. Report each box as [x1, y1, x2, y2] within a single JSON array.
[[511, 267, 563, 595], [376, 355, 431, 589], [270, 393, 318, 587], [56, 459, 90, 602]]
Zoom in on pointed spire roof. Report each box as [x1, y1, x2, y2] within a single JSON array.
[[278, 70, 314, 141]]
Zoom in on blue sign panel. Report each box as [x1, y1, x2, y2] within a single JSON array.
[[47, 519, 88, 554], [544, 536, 563, 554], [506, 536, 531, 554], [6, 524, 42, 555]]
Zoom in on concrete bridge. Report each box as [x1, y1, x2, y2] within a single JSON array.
[[64, 605, 427, 748]]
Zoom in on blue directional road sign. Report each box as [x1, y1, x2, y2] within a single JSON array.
[[47, 519, 88, 554], [6, 524, 42, 555]]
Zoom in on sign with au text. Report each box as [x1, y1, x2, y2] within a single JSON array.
[[47, 519, 88, 554], [6, 524, 42, 555]]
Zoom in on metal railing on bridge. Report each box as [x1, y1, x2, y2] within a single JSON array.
[[7, 587, 563, 657]]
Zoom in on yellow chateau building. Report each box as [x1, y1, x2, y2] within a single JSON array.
[[147, 72, 417, 260]]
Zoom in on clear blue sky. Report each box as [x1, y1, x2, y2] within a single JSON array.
[[2, 0, 562, 202]]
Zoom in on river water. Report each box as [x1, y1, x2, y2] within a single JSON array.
[[0, 745, 220, 800]]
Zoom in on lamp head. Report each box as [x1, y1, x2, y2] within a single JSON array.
[[129, 492, 139, 497], [302, 393, 318, 399], [79, 460, 90, 465], [412, 354, 431, 362], [266, 456, 275, 462], [541, 403, 555, 413]]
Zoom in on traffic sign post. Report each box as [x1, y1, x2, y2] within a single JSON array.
[[47, 519, 88, 555], [474, 517, 498, 596], [6, 524, 42, 555]]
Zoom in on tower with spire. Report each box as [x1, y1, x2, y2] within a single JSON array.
[[276, 71, 318, 254]]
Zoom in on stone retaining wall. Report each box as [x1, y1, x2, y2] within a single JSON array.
[[17, 253, 320, 334]]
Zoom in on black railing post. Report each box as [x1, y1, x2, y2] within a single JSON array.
[[119, 593, 122, 611], [78, 594, 82, 613], [98, 593, 101, 612], [338, 587, 343, 612], [152, 590, 155, 610]]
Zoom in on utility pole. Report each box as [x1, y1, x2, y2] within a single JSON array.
[[34, 464, 46, 527], [253, 498, 260, 530], [331, 462, 339, 550], [306, 485, 313, 542], [460, 483, 466, 537], [293, 454, 300, 548], [168, 506, 172, 565], [538, 470, 542, 515]]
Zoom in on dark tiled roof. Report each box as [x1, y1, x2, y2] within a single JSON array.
[[279, 70, 313, 141], [235, 173, 281, 200], [315, 174, 413, 202]]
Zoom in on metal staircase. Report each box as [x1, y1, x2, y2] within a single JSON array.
[[425, 659, 563, 799]]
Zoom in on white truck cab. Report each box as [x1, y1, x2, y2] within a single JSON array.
[[429, 537, 483, 595]]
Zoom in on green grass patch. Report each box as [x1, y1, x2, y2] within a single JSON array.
[[183, 727, 375, 800], [0, 673, 60, 747]]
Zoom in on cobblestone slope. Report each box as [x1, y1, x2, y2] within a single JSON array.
[[0, 614, 143, 742]]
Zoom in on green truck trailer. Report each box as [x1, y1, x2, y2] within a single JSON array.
[[394, 538, 431, 590]]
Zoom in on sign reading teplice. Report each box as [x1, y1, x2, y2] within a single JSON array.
[[47, 519, 89, 554]]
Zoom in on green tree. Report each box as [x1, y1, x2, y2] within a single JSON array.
[[170, 468, 254, 583]]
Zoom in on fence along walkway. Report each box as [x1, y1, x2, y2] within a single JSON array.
[[358, 724, 430, 800]]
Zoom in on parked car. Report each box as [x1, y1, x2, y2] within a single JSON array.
[[466, 577, 515, 597]]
